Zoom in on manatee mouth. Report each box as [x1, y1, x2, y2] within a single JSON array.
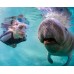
[[43, 38, 58, 45]]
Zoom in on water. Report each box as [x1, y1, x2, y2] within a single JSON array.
[[0, 7, 74, 66]]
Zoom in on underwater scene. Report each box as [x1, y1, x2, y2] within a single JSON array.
[[0, 7, 74, 66]]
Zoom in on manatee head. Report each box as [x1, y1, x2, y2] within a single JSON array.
[[38, 18, 68, 53]]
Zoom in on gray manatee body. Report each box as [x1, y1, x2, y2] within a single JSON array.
[[38, 8, 74, 65]]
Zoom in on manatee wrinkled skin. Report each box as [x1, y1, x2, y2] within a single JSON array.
[[38, 8, 74, 66]]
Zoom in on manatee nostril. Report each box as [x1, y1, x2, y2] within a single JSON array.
[[65, 28, 67, 31]]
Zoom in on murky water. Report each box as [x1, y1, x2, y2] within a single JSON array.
[[0, 7, 74, 66]]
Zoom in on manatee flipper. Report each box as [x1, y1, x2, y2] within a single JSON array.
[[63, 54, 71, 66], [48, 53, 53, 64]]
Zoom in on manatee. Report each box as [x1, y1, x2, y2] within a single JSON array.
[[38, 7, 74, 66]]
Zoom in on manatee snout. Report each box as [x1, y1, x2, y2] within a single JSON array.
[[38, 18, 65, 46]]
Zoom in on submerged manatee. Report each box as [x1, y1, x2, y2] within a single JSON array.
[[38, 7, 74, 65]]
